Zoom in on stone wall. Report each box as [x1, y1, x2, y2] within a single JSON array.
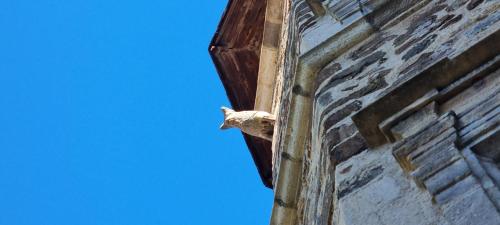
[[272, 0, 500, 224]]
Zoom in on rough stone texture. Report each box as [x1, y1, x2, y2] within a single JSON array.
[[333, 150, 450, 225], [389, 101, 439, 141], [296, 0, 500, 224], [441, 186, 500, 225]]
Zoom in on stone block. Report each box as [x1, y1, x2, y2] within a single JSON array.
[[410, 146, 461, 186], [407, 128, 457, 167], [459, 107, 500, 146], [335, 149, 450, 225], [393, 113, 456, 171], [329, 132, 367, 165], [424, 159, 471, 195], [434, 175, 479, 204], [388, 100, 439, 141], [442, 187, 500, 225]]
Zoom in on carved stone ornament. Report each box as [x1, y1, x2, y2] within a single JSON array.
[[220, 107, 276, 141]]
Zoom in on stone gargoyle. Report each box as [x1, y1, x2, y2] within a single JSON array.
[[220, 107, 276, 141]]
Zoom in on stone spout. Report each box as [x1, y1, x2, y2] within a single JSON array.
[[220, 107, 276, 141]]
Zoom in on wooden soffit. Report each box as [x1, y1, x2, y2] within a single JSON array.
[[209, 0, 272, 188]]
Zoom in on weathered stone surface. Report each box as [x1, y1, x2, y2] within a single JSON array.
[[315, 62, 342, 90], [459, 91, 500, 129], [323, 123, 358, 151], [354, 28, 500, 147], [441, 67, 500, 121], [392, 4, 446, 47], [410, 146, 461, 185], [393, 113, 457, 169], [323, 100, 362, 131], [462, 147, 500, 210], [471, 127, 500, 161], [459, 107, 500, 146], [434, 175, 478, 204], [437, 55, 500, 103], [329, 132, 367, 165], [317, 51, 387, 99], [387, 108, 489, 209], [337, 165, 383, 199], [441, 186, 500, 225], [439, 14, 463, 30], [349, 33, 397, 60], [334, 150, 450, 225], [424, 159, 471, 195], [299, 1, 500, 224], [467, 0, 485, 10], [402, 34, 437, 61], [308, 0, 498, 224], [319, 72, 388, 119], [382, 92, 439, 142], [408, 130, 457, 166]]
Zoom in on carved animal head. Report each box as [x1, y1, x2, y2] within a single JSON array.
[[219, 106, 275, 141], [220, 107, 237, 129]]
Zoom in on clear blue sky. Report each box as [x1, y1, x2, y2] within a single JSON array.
[[0, 1, 273, 225]]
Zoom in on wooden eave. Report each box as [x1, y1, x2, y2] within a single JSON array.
[[209, 0, 272, 188]]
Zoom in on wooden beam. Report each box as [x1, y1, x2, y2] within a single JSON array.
[[254, 0, 284, 112]]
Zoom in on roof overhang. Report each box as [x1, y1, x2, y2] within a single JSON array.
[[209, 0, 273, 188]]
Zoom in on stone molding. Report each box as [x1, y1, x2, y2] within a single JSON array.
[[270, 0, 426, 224], [352, 28, 500, 148]]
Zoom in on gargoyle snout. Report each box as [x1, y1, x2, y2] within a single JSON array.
[[220, 122, 231, 130], [220, 106, 235, 130]]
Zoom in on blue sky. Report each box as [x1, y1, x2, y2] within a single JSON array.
[[0, 1, 273, 225]]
